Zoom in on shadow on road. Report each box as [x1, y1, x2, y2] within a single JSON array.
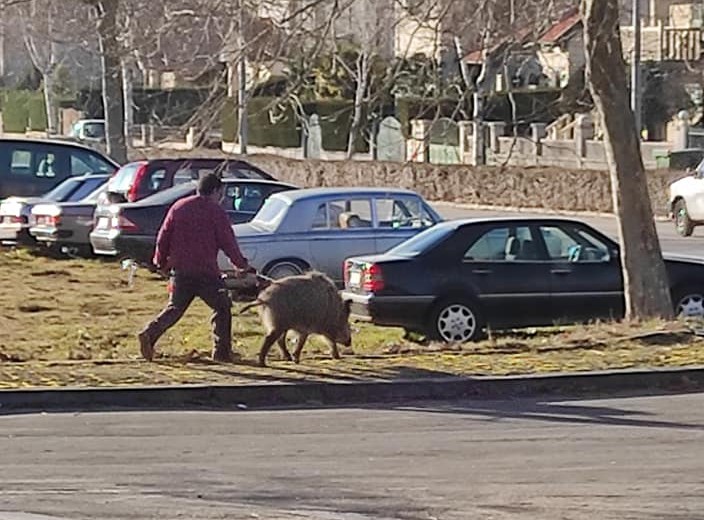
[[384, 397, 704, 431]]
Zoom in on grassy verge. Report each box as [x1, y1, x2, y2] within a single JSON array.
[[1, 248, 703, 389]]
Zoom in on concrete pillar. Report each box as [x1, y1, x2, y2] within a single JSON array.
[[672, 110, 690, 151], [471, 121, 486, 166], [487, 122, 506, 153], [574, 114, 593, 158], [458, 121, 472, 162], [409, 119, 432, 162], [531, 123, 547, 157]]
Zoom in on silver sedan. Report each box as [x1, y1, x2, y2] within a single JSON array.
[[218, 187, 443, 284]]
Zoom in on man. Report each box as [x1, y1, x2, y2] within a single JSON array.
[[138, 173, 253, 362]]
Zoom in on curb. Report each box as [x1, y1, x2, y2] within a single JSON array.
[[1, 366, 704, 413], [431, 201, 671, 222]]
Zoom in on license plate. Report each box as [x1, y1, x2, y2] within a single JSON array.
[[348, 270, 361, 287], [95, 217, 110, 230]]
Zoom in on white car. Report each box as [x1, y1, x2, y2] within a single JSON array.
[[669, 160, 704, 236]]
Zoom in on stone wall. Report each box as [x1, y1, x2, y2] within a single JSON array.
[[242, 154, 684, 217]]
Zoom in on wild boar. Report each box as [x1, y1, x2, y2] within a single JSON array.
[[240, 271, 352, 367]]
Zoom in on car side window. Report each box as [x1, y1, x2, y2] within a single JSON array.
[[226, 185, 267, 213], [376, 197, 430, 229], [10, 150, 32, 175], [70, 149, 113, 175], [539, 225, 611, 263], [464, 226, 538, 261], [311, 199, 372, 229]]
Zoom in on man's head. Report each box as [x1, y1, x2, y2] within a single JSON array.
[[197, 173, 224, 203]]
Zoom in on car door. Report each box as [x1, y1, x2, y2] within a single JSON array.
[[537, 222, 624, 323], [373, 195, 437, 253], [307, 197, 377, 282], [680, 166, 704, 220], [458, 223, 553, 328]]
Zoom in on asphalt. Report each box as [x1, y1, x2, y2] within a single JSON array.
[[2, 392, 704, 519]]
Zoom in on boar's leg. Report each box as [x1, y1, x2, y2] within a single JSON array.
[[277, 331, 294, 361], [292, 333, 310, 364], [328, 338, 341, 360], [258, 329, 284, 367]]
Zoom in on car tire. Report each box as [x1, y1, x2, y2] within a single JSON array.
[[427, 298, 484, 343], [673, 286, 704, 318], [265, 259, 308, 280], [674, 199, 694, 237]]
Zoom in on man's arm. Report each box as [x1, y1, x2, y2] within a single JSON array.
[[214, 208, 249, 270], [153, 209, 175, 270]]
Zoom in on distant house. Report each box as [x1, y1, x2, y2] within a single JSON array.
[[535, 9, 583, 89]]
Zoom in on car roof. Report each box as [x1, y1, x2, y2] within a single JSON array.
[[274, 186, 422, 203], [436, 216, 598, 229], [220, 178, 297, 187], [0, 137, 119, 164]]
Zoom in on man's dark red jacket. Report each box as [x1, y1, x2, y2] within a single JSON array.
[[153, 195, 248, 277]]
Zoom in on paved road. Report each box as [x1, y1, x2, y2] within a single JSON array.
[[433, 203, 704, 258], [2, 393, 704, 519]]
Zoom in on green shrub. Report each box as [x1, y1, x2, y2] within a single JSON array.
[[1, 90, 31, 133], [27, 96, 48, 131], [221, 97, 237, 142]]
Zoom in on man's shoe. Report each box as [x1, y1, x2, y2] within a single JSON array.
[[138, 330, 155, 361]]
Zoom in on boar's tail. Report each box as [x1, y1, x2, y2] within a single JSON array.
[[239, 300, 264, 314]]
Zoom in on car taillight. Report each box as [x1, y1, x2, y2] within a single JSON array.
[[126, 164, 148, 202], [112, 215, 139, 232], [362, 263, 384, 293], [7, 216, 26, 224], [343, 260, 350, 285]]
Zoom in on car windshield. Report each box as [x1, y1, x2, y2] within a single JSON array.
[[66, 177, 108, 202], [386, 224, 455, 257], [251, 196, 288, 229], [43, 178, 82, 201], [82, 183, 109, 202], [137, 182, 196, 205]]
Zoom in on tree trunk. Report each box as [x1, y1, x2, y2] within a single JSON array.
[[42, 71, 56, 134], [347, 51, 369, 160], [96, 0, 127, 163], [581, 0, 673, 320], [121, 58, 133, 144]]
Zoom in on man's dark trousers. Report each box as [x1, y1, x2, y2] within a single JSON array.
[[142, 271, 233, 357]]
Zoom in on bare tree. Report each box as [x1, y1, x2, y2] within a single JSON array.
[[87, 0, 127, 163], [18, 0, 61, 133], [582, 0, 673, 319]]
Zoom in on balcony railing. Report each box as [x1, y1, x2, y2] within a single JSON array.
[[621, 23, 702, 62]]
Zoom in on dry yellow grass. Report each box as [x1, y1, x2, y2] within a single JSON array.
[[1, 248, 704, 389]]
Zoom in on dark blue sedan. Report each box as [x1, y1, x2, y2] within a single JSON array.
[[342, 218, 704, 342]]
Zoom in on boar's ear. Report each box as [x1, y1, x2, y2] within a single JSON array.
[[343, 298, 352, 316]]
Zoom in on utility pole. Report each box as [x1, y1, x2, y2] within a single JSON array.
[[631, 0, 642, 138], [238, 0, 248, 155]]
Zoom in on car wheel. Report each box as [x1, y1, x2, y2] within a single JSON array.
[[674, 199, 694, 237], [265, 260, 307, 280], [428, 298, 484, 343], [673, 287, 704, 318]]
